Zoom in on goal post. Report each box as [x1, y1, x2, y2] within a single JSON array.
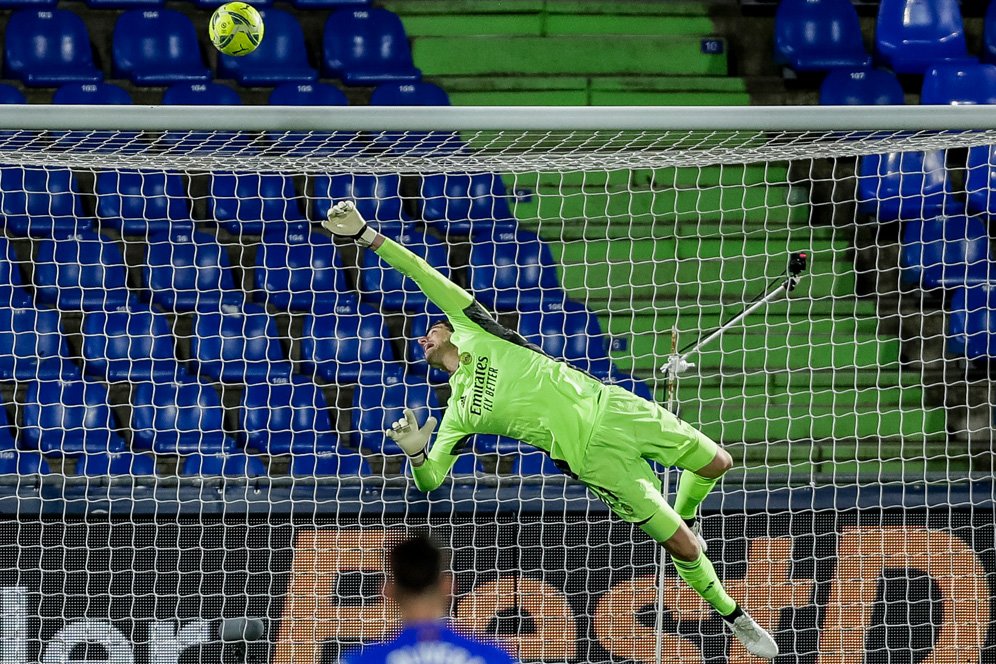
[[0, 105, 990, 664]]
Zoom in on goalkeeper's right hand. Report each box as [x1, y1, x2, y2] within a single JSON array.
[[322, 200, 378, 247], [386, 408, 438, 466]]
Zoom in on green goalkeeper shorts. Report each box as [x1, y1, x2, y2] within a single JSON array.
[[574, 384, 721, 525]]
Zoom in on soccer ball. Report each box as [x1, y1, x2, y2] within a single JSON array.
[[209, 2, 264, 57]]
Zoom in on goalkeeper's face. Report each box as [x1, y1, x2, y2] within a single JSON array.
[[417, 323, 457, 370]]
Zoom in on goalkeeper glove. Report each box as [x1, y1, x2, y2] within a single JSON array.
[[386, 408, 438, 466], [322, 200, 378, 247]]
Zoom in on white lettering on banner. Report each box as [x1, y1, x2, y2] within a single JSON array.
[[148, 620, 212, 664], [1, 586, 27, 664], [41, 621, 133, 664], [385, 642, 486, 664]]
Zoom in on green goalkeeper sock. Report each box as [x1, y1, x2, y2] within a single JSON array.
[[673, 470, 718, 521], [672, 552, 737, 617]]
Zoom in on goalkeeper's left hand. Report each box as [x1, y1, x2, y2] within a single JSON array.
[[322, 200, 378, 247], [386, 408, 438, 466]]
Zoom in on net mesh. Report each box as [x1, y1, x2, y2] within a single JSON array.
[[0, 126, 990, 663]]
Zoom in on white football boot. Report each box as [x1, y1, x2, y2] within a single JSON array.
[[727, 610, 779, 660]]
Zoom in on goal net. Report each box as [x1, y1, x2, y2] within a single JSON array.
[[0, 105, 991, 664]]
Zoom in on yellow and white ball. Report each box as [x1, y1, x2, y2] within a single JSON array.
[[209, 2, 264, 57]]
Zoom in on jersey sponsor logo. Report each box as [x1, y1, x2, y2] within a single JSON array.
[[460, 352, 472, 366], [385, 641, 487, 664], [469, 356, 498, 416]]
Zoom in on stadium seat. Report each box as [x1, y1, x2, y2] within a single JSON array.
[[269, 82, 348, 106], [0, 166, 89, 237], [253, 231, 351, 312], [774, 0, 871, 73], [948, 284, 996, 360], [900, 215, 995, 289], [300, 304, 395, 383], [986, 0, 996, 65], [289, 450, 370, 476], [352, 375, 439, 454], [161, 82, 242, 105], [77, 450, 156, 476], [467, 223, 562, 312], [360, 225, 450, 312], [218, 9, 316, 85], [323, 8, 421, 85], [856, 150, 958, 222], [0, 450, 49, 475], [876, 0, 970, 75], [86, 0, 161, 9], [131, 379, 233, 454], [419, 173, 515, 236], [405, 312, 450, 384], [82, 305, 188, 382], [370, 81, 449, 106], [292, 0, 368, 9], [966, 145, 996, 215], [143, 227, 242, 312], [240, 377, 338, 455], [921, 63, 996, 105], [53, 83, 133, 105], [819, 69, 905, 106], [312, 173, 411, 223], [209, 173, 308, 236], [22, 375, 127, 455], [513, 450, 563, 476], [0, 0, 56, 9], [191, 303, 294, 384], [95, 170, 191, 236], [3, 10, 102, 86], [0, 84, 25, 104], [113, 10, 211, 85], [369, 83, 462, 155], [180, 452, 267, 477], [472, 434, 523, 455], [0, 237, 32, 307], [0, 311, 76, 380], [33, 230, 132, 312]]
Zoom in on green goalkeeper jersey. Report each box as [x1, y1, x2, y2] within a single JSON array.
[[375, 238, 608, 492]]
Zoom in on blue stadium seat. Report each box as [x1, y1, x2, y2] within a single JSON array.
[[189, 0, 270, 8], [82, 305, 187, 381], [948, 284, 996, 360], [419, 173, 515, 236], [300, 304, 394, 383], [323, 8, 421, 85], [143, 227, 242, 312], [0, 85, 25, 103], [900, 216, 995, 289], [360, 225, 450, 312], [876, 0, 970, 75], [352, 375, 439, 454], [3, 10, 102, 86], [78, 451, 156, 476], [451, 454, 482, 475], [218, 9, 316, 85], [819, 69, 905, 106], [0, 0, 56, 9], [517, 308, 612, 376], [774, 0, 871, 73], [240, 377, 338, 455], [512, 450, 562, 476], [253, 231, 351, 312], [467, 223, 561, 312], [34, 230, 132, 312], [0, 237, 32, 307], [289, 450, 370, 476], [269, 82, 348, 106], [131, 379, 233, 454], [966, 145, 996, 216], [0, 450, 49, 475], [857, 151, 958, 222], [53, 82, 133, 105], [161, 82, 242, 105], [86, 0, 161, 9], [95, 170, 191, 236], [191, 303, 294, 384], [370, 81, 449, 106], [209, 173, 308, 236], [0, 311, 76, 380], [113, 10, 211, 85], [986, 0, 996, 65], [292, 0, 368, 9], [0, 167, 89, 237], [312, 173, 410, 223], [472, 434, 523, 455], [921, 63, 996, 105], [370, 83, 462, 155], [406, 312, 454, 385], [180, 452, 267, 477], [22, 375, 126, 455]]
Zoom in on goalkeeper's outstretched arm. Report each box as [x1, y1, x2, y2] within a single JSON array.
[[386, 409, 464, 492]]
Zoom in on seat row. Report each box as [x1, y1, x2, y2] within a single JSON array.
[[0, 0, 368, 9], [821, 61, 996, 107], [777, 0, 989, 75], [4, 7, 418, 87]]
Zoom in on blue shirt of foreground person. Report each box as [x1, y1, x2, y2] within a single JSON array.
[[341, 534, 516, 664]]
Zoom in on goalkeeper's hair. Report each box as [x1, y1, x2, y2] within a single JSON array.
[[389, 533, 447, 595], [431, 319, 455, 333]]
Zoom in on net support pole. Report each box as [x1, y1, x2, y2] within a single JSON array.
[[655, 328, 680, 664]]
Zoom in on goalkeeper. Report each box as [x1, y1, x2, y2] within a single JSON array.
[[323, 201, 778, 660]]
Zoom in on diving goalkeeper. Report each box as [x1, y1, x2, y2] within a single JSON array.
[[323, 201, 778, 660]]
